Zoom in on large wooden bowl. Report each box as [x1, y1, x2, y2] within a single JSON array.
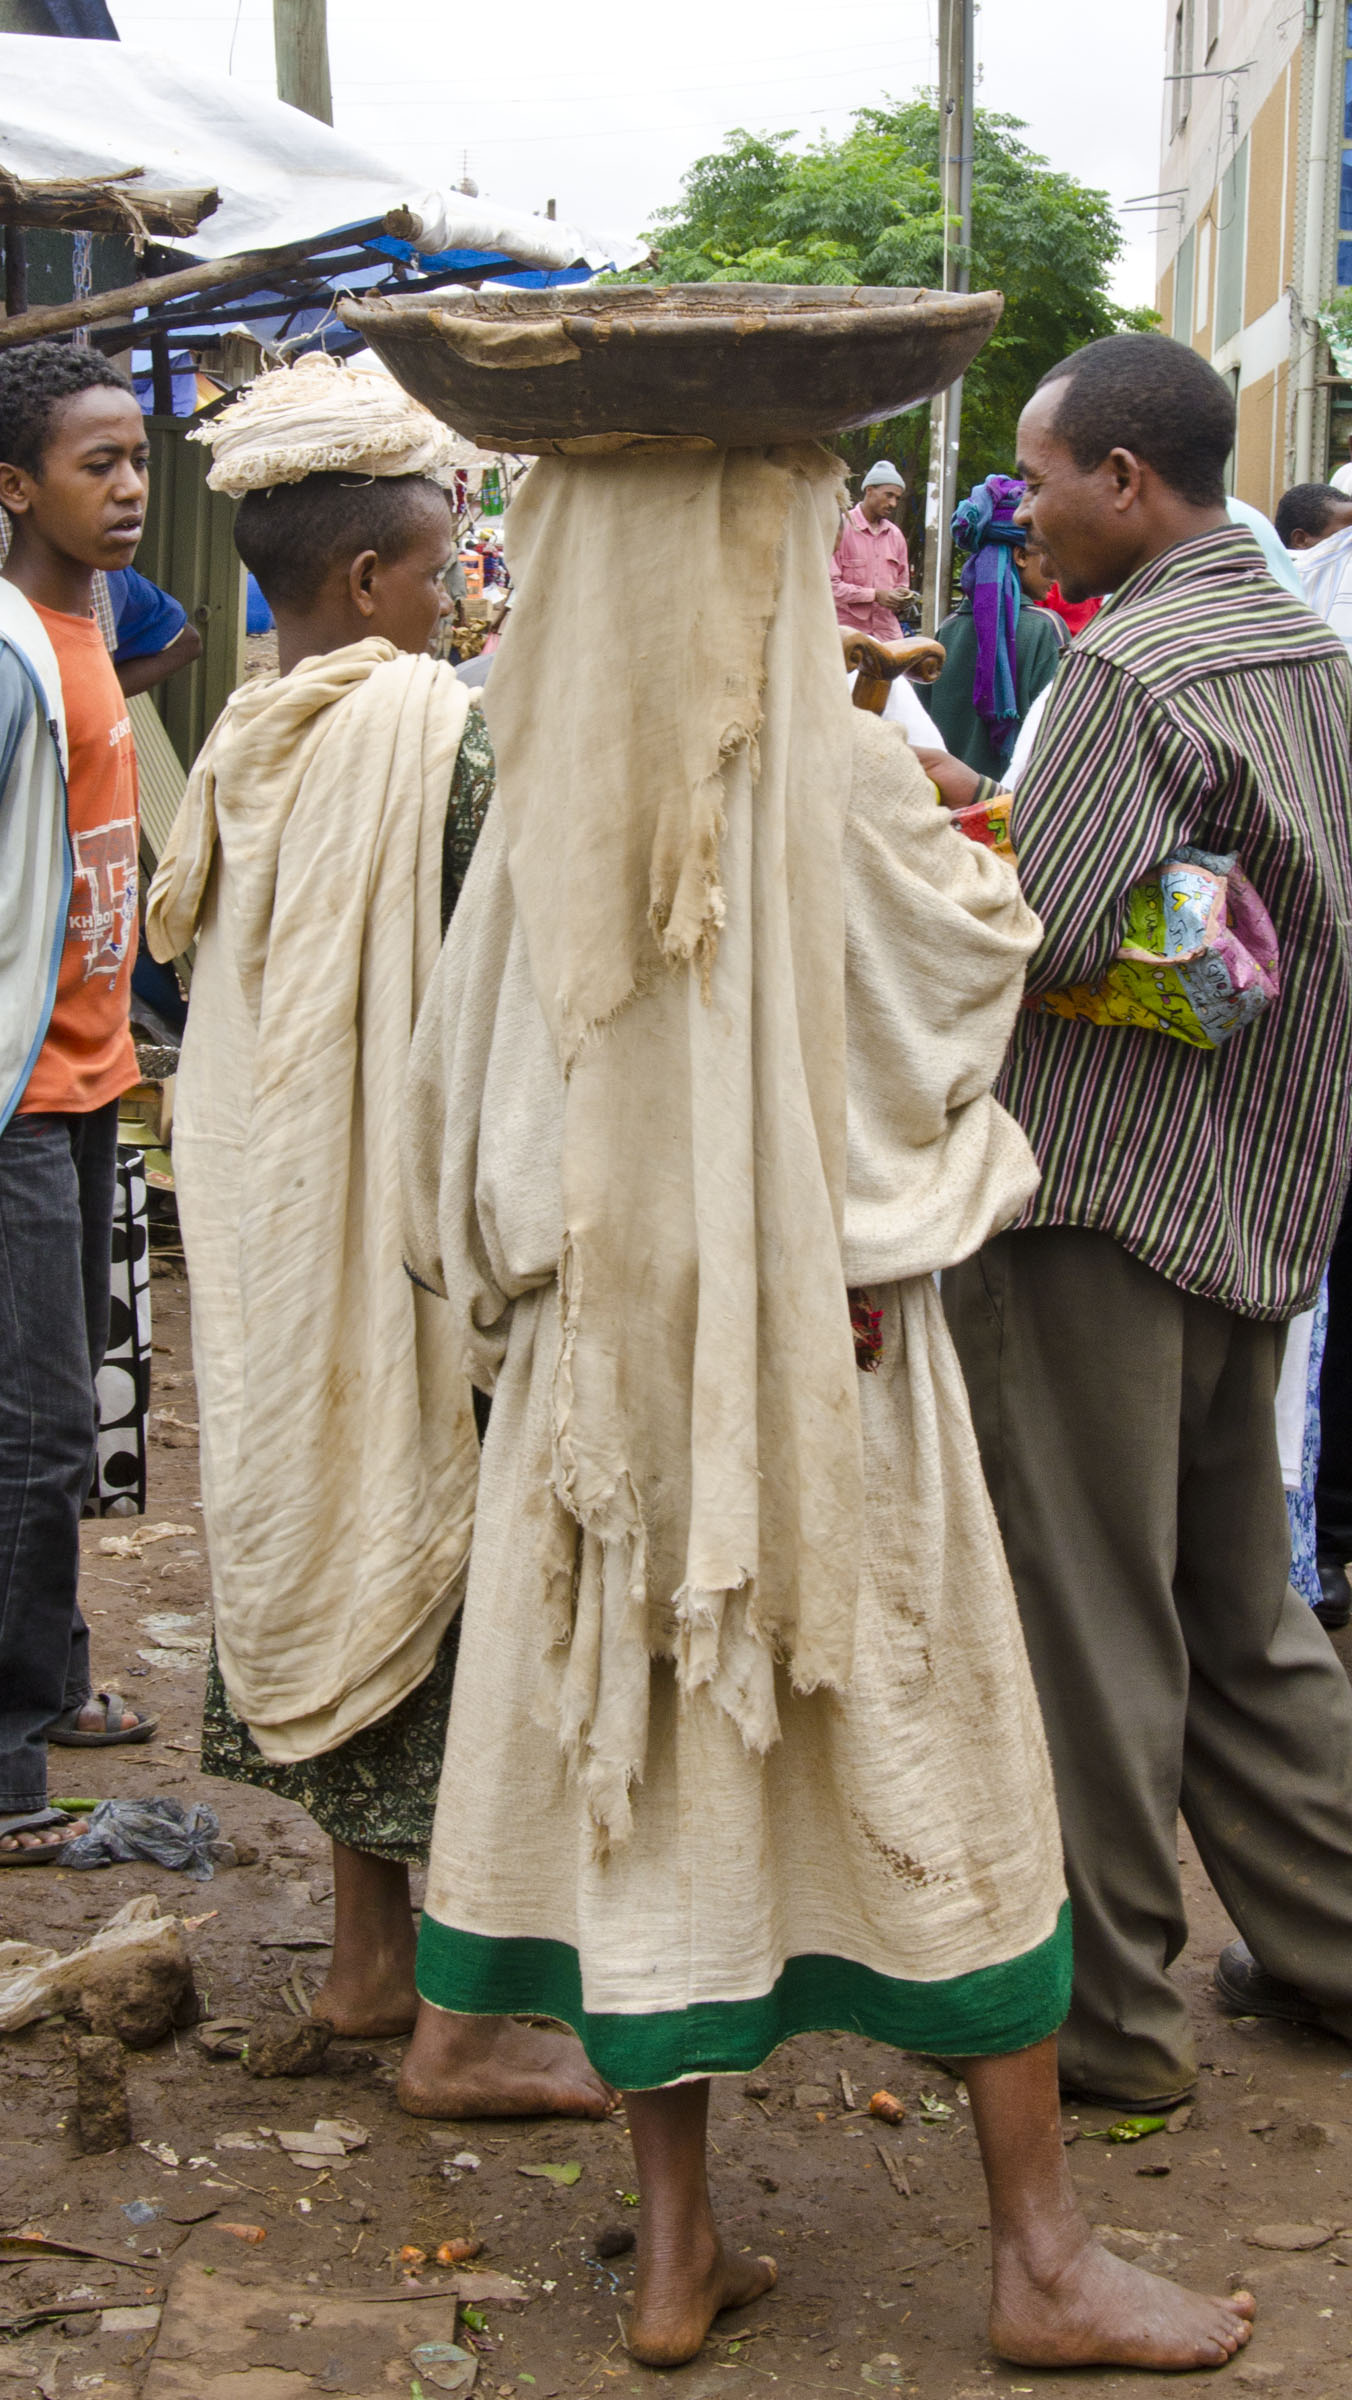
[[336, 283, 1003, 453]]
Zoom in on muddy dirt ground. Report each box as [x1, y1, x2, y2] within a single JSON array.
[[2, 1255, 1351, 2400]]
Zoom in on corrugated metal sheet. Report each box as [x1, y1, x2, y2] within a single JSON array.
[[130, 690, 193, 981], [138, 415, 244, 770], [129, 689, 185, 872]]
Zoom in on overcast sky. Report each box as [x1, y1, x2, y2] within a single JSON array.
[[111, 0, 1167, 307]]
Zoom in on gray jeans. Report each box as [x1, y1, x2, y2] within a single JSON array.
[[945, 1223, 1352, 2104], [0, 1100, 118, 1814]]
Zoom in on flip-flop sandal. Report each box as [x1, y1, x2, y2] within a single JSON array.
[[47, 1691, 158, 1747], [0, 1808, 80, 1865]]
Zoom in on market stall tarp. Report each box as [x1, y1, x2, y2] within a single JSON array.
[[0, 35, 645, 272]]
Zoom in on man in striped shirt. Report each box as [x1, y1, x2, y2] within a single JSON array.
[[945, 333, 1352, 2109]]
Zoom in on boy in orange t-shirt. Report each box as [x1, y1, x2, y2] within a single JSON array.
[[0, 345, 157, 1862]]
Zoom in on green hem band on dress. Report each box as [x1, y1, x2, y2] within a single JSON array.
[[416, 1900, 1072, 2088]]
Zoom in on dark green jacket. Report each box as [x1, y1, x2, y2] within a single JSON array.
[[928, 597, 1066, 779]]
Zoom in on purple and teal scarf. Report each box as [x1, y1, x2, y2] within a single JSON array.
[[951, 473, 1026, 765]]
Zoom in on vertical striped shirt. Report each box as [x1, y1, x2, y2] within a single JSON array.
[[999, 525, 1352, 1321]]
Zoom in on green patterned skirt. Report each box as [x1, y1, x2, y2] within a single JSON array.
[[201, 1618, 460, 1865]]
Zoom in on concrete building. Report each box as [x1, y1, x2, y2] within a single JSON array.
[[1155, 0, 1352, 511]]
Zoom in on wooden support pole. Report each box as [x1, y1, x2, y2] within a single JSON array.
[[921, 0, 974, 635], [150, 331, 174, 418], [0, 223, 384, 349], [0, 169, 219, 241], [273, 0, 333, 125]]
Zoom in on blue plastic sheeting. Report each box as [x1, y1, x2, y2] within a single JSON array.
[[246, 574, 274, 635], [367, 236, 598, 287]]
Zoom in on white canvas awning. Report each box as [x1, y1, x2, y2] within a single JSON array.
[[0, 35, 646, 272]]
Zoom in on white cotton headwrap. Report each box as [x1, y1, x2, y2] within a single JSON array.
[[191, 352, 480, 497]]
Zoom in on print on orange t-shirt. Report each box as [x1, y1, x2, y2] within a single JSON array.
[[20, 604, 139, 1115]]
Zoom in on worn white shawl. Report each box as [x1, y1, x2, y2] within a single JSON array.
[[147, 641, 479, 1759], [403, 703, 1042, 1848]]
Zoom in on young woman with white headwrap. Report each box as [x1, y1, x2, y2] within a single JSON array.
[[400, 439, 1256, 2372]]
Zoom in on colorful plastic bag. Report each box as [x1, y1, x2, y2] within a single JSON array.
[[1032, 847, 1280, 1050], [948, 797, 1280, 1052]]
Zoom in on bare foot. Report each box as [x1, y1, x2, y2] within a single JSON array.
[[397, 2009, 615, 2119], [311, 1959, 418, 2039], [627, 2223, 777, 2369], [991, 2221, 1255, 2370], [310, 1842, 418, 2037]]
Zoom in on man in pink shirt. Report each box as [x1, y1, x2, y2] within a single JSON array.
[[830, 459, 911, 638]]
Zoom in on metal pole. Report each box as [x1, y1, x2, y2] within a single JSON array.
[[922, 0, 973, 634], [273, 0, 333, 126], [1294, 0, 1337, 481]]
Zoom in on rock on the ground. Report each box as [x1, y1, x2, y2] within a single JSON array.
[[74, 1927, 199, 2050], [74, 2032, 131, 2151], [243, 2014, 333, 2077]]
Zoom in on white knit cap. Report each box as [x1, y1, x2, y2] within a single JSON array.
[[191, 352, 479, 498], [861, 459, 905, 489]]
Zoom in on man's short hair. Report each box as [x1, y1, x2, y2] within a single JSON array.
[[0, 342, 136, 480], [232, 472, 451, 612], [1035, 333, 1234, 509], [1274, 482, 1347, 548]]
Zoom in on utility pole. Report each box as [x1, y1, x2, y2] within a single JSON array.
[[273, 0, 333, 126], [922, 0, 974, 634]]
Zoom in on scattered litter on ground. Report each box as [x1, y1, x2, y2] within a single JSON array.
[[197, 2016, 250, 2057], [874, 2140, 911, 2197], [917, 2091, 954, 2122], [838, 2066, 857, 2108], [517, 2161, 581, 2186], [217, 2222, 266, 2243], [0, 1892, 195, 2040], [0, 2232, 158, 2271], [65, 1796, 223, 1881], [98, 1521, 195, 1560], [868, 2089, 905, 2124], [1082, 2114, 1168, 2144], [139, 2141, 180, 2168], [272, 2118, 368, 2170], [139, 2262, 519, 2400], [136, 1611, 211, 1672], [122, 2200, 158, 2226], [435, 2236, 482, 2264], [411, 2343, 478, 2396], [451, 2151, 480, 2171]]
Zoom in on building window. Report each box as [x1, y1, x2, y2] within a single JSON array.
[[1174, 226, 1196, 342], [1206, 0, 1220, 61], [1214, 135, 1249, 346]]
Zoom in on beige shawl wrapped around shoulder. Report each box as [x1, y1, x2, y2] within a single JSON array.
[[409, 445, 864, 1844], [147, 641, 479, 1760]]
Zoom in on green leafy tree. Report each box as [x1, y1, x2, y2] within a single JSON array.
[[621, 103, 1131, 570]]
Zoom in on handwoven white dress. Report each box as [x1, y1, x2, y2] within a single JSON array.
[[403, 707, 1071, 2088]]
